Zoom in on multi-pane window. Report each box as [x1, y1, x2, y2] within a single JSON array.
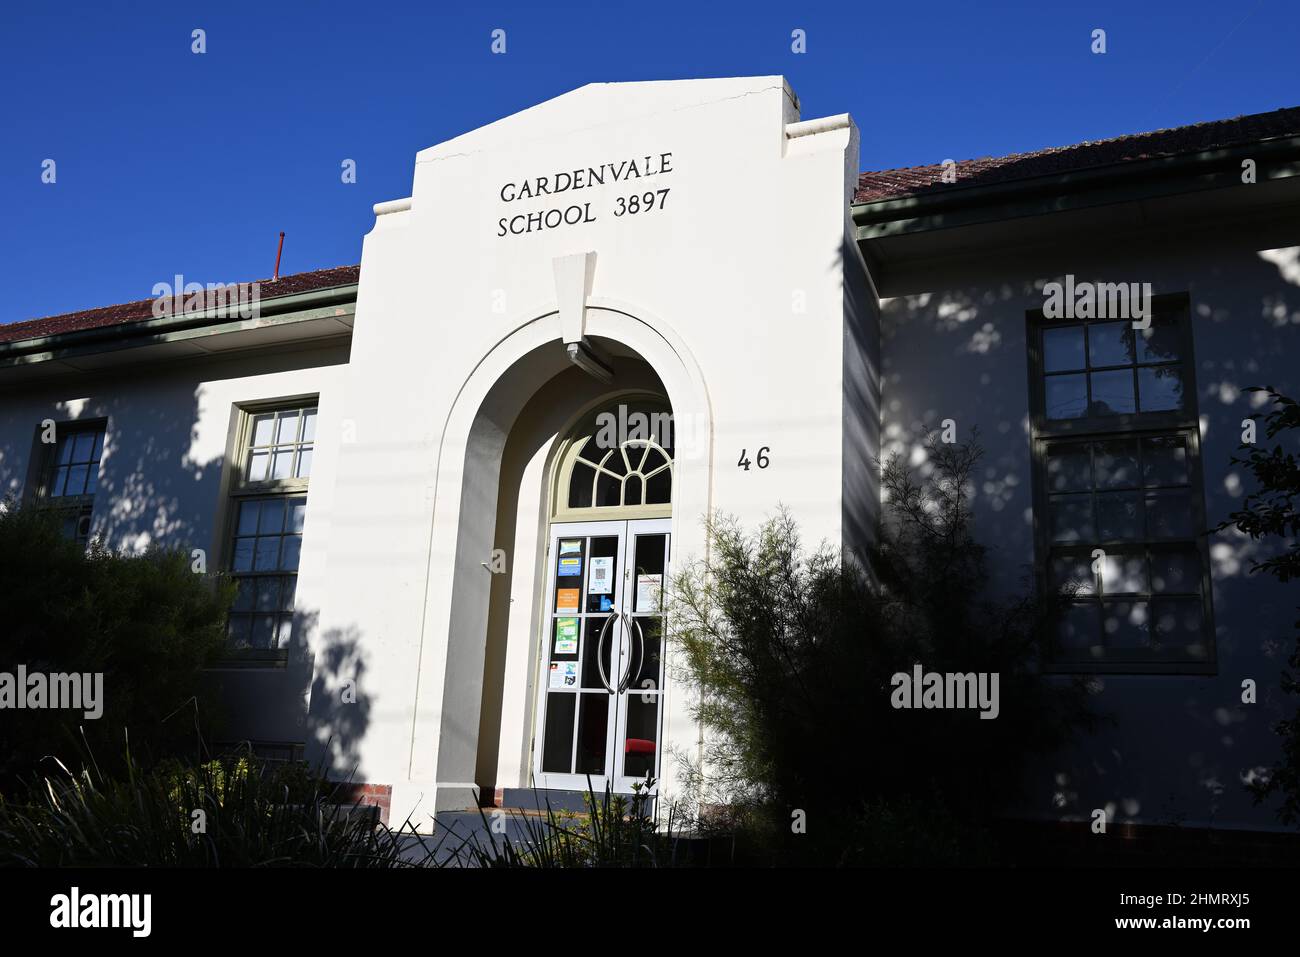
[[225, 401, 316, 658], [227, 495, 306, 652], [1029, 297, 1213, 671], [1045, 434, 1209, 664], [36, 423, 106, 546], [1042, 319, 1185, 420], [552, 401, 676, 523], [568, 437, 674, 510], [244, 407, 315, 482]]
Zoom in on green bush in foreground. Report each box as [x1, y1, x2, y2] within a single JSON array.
[[1216, 387, 1300, 826], [0, 750, 703, 869], [0, 745, 434, 868], [0, 503, 235, 784], [667, 433, 1097, 864]]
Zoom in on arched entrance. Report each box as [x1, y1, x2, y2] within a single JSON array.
[[404, 304, 712, 815], [531, 396, 673, 793]]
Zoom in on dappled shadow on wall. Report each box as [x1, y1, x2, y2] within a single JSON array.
[[201, 608, 374, 785], [303, 620, 372, 779], [1042, 250, 1300, 828], [879, 279, 1040, 581], [880, 244, 1300, 828], [89, 385, 218, 554]]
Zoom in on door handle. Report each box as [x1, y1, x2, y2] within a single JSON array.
[[617, 612, 645, 694], [595, 610, 619, 693]]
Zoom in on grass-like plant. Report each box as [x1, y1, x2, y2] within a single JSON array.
[[0, 739, 439, 868], [0, 743, 708, 868], [445, 778, 695, 868]]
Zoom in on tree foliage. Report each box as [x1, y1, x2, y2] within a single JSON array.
[[1216, 388, 1300, 825], [668, 433, 1095, 862], [0, 503, 234, 785]]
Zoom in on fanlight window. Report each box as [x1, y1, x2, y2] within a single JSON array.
[[567, 436, 673, 510]]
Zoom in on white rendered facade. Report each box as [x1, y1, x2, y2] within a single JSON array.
[[2, 76, 1299, 833]]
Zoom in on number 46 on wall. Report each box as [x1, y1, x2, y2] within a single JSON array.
[[737, 447, 770, 471]]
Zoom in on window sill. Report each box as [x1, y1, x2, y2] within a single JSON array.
[[208, 651, 291, 671], [232, 479, 310, 496], [1041, 661, 1217, 677]]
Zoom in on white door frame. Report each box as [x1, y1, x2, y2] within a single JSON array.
[[531, 518, 670, 794], [610, 518, 670, 793]]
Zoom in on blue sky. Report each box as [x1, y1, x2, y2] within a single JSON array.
[[1, 0, 1295, 323]]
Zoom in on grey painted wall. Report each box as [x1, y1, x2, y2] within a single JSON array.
[[842, 237, 882, 568], [877, 212, 1300, 829]]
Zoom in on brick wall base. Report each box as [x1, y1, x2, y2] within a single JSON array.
[[329, 782, 392, 827]]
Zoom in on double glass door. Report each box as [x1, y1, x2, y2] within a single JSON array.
[[533, 518, 670, 794]]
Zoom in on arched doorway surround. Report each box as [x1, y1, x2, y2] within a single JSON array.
[[402, 303, 712, 812]]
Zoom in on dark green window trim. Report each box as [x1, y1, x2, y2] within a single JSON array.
[[1026, 292, 1217, 674], [28, 417, 108, 549]]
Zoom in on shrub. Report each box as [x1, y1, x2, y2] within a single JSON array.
[[0, 503, 234, 785], [0, 745, 434, 868], [1215, 387, 1300, 825], [667, 433, 1095, 863]]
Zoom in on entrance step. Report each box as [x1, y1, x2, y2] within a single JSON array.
[[498, 788, 591, 813]]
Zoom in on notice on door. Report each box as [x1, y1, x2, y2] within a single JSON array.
[[554, 617, 579, 655], [549, 661, 578, 689], [589, 556, 614, 594], [636, 574, 662, 612], [557, 555, 582, 577], [559, 539, 581, 555], [556, 588, 580, 614]]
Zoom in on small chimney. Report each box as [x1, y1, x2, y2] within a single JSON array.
[[273, 231, 285, 281]]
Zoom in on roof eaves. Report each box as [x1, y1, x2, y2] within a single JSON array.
[[0, 279, 359, 360], [851, 133, 1300, 235]]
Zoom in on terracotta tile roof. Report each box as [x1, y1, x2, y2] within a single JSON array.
[[0, 264, 360, 346], [854, 105, 1300, 204]]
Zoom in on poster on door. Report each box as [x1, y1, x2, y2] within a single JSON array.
[[554, 617, 579, 655], [556, 588, 580, 614], [557, 555, 582, 577], [549, 661, 578, 689], [636, 574, 662, 611], [589, 556, 614, 594]]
